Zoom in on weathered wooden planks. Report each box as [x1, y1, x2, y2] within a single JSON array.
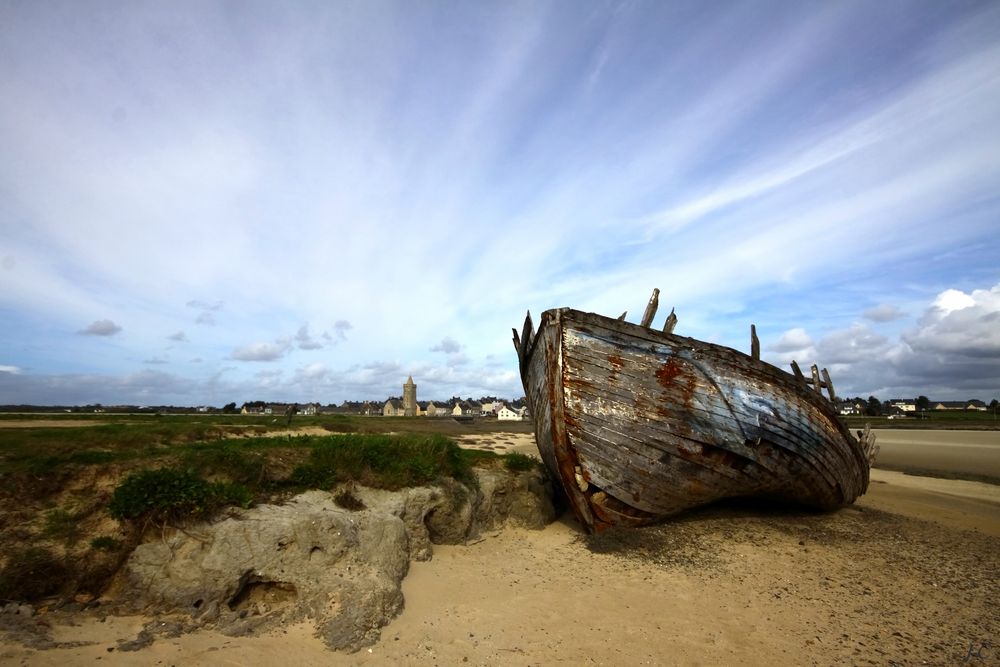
[[517, 306, 872, 533]]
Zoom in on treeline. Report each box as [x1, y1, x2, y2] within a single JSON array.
[[845, 395, 999, 417]]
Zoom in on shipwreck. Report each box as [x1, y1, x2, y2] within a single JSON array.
[[513, 289, 878, 533]]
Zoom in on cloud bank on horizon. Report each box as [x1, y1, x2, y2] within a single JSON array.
[[1, 1, 998, 406]]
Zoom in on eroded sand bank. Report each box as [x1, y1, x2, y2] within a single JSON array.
[[2, 431, 997, 666]]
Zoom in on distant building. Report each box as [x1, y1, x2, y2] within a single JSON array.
[[933, 400, 987, 411], [403, 376, 417, 417], [497, 405, 521, 421]]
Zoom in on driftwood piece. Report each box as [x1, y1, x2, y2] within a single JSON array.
[[751, 324, 759, 360], [617, 311, 627, 321]]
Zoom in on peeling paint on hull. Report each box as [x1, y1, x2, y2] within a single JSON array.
[[515, 308, 873, 534]]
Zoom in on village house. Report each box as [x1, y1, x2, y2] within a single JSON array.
[[497, 405, 522, 421], [836, 400, 863, 415], [497, 405, 528, 421], [933, 400, 987, 411]]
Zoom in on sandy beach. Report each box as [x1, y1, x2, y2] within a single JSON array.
[[871, 428, 1000, 481], [1, 430, 997, 666]]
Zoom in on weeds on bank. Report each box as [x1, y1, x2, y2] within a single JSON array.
[[108, 468, 253, 524], [1, 426, 534, 604], [290, 433, 475, 490], [503, 451, 538, 471], [0, 546, 69, 601]]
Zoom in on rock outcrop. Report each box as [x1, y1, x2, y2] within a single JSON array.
[[119, 466, 555, 651]]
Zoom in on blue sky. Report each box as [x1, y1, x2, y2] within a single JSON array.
[[1, 0, 998, 406]]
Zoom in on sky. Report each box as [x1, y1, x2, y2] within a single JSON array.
[[1, 0, 999, 407]]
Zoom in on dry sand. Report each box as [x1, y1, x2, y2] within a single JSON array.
[[2, 431, 997, 666]]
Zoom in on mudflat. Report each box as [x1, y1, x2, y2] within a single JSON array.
[[872, 428, 1000, 481]]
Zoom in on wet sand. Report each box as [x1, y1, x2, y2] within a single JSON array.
[[2, 430, 997, 666], [872, 428, 1000, 481]]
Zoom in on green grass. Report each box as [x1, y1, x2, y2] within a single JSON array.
[[289, 433, 475, 490], [0, 415, 538, 603], [108, 468, 253, 523], [502, 451, 537, 471], [843, 410, 1000, 430]]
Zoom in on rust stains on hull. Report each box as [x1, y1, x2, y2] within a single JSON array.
[[514, 304, 874, 534]]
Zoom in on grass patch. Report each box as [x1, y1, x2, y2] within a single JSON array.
[[290, 433, 473, 491], [181, 443, 270, 486], [43, 507, 81, 544], [108, 468, 252, 524], [503, 452, 538, 472]]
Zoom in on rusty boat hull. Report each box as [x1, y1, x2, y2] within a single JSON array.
[[514, 306, 874, 533]]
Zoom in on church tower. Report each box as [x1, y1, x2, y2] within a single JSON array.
[[403, 376, 417, 417]]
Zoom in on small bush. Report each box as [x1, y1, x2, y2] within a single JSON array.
[[503, 452, 537, 472], [108, 468, 252, 524], [89, 535, 123, 551]]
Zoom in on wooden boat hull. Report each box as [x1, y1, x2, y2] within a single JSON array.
[[517, 307, 872, 533]]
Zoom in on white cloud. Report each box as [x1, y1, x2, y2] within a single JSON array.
[[863, 304, 905, 323], [231, 341, 292, 362], [0, 365, 21, 374], [186, 300, 224, 311], [762, 283, 1000, 399], [332, 320, 352, 342], [78, 319, 122, 336], [770, 328, 814, 354], [905, 284, 1000, 357], [431, 337, 463, 354], [295, 324, 323, 350]]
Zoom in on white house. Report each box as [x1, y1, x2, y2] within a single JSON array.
[[497, 405, 522, 421]]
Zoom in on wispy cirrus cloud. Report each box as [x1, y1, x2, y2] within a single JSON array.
[[1, 2, 998, 404]]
